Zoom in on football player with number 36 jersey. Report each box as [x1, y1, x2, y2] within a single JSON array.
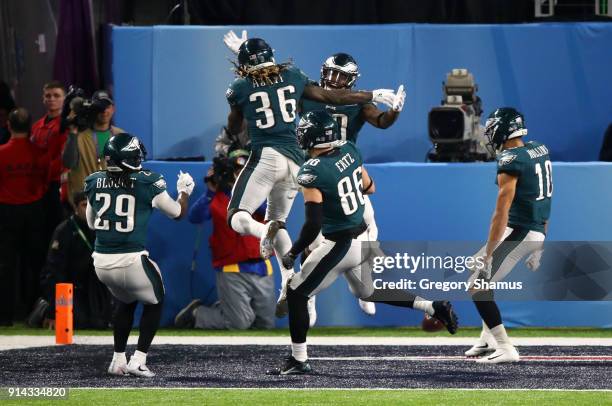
[[466, 108, 552, 364], [223, 36, 402, 318], [85, 133, 194, 377]]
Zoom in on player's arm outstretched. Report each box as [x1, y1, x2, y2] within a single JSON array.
[[303, 84, 397, 109], [361, 85, 406, 129], [152, 171, 194, 220], [280, 187, 324, 269], [485, 173, 518, 258]]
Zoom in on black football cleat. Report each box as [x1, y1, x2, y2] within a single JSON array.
[[174, 299, 202, 328], [432, 301, 459, 335], [266, 356, 313, 375]]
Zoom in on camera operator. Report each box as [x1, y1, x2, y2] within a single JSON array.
[[174, 150, 276, 330], [61, 89, 124, 206]]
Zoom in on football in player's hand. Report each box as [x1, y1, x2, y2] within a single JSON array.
[[421, 314, 445, 332]]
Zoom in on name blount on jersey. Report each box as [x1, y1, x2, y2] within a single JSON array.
[[94, 175, 135, 189]]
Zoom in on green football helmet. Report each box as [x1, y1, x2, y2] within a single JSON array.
[[484, 107, 528, 152], [104, 133, 147, 172], [237, 38, 275, 69], [297, 111, 340, 150], [320, 53, 360, 89]]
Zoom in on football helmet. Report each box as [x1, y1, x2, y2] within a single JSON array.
[[104, 133, 147, 172], [320, 53, 360, 89], [484, 107, 528, 152], [237, 38, 275, 69], [297, 111, 339, 150]]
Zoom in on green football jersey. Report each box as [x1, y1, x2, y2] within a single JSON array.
[[297, 141, 366, 236], [84, 170, 168, 254], [496, 141, 552, 233], [226, 65, 310, 165], [301, 97, 371, 143]]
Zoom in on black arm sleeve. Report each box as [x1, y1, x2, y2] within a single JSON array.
[[289, 202, 323, 256], [62, 131, 80, 169]]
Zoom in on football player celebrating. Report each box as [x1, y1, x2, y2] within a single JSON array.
[[466, 108, 551, 364], [300, 52, 406, 316], [224, 37, 399, 317], [84, 133, 194, 377], [267, 111, 458, 375]]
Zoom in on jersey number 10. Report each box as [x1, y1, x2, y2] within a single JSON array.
[[535, 160, 553, 200]]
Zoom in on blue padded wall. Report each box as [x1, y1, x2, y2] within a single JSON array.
[[143, 161, 612, 328], [112, 23, 612, 163]]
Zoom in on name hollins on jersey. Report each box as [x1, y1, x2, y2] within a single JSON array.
[[335, 152, 356, 172], [527, 144, 549, 159], [95, 176, 135, 190]]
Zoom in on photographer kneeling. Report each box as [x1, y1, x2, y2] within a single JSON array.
[[61, 89, 124, 206], [175, 150, 276, 330]]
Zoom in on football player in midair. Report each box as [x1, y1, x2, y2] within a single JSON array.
[[267, 111, 458, 375], [85, 133, 194, 377], [466, 108, 551, 363], [223, 36, 400, 319]]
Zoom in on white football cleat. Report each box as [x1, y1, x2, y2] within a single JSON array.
[[307, 296, 317, 327], [126, 358, 155, 377], [465, 341, 496, 357], [107, 356, 129, 376], [358, 299, 376, 316], [260, 220, 280, 259], [476, 345, 520, 364]]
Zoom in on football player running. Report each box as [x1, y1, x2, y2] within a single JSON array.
[[223, 36, 399, 319], [466, 108, 552, 364], [300, 52, 406, 317], [84, 133, 194, 377], [267, 111, 458, 375]]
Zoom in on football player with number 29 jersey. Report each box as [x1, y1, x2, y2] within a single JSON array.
[[223, 36, 403, 319], [265, 111, 457, 375], [466, 108, 552, 364], [85, 133, 194, 377]]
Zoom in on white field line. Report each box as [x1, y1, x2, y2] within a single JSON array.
[[74, 387, 612, 392], [1, 335, 612, 351], [310, 355, 612, 362]]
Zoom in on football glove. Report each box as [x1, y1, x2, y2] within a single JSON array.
[[177, 170, 195, 196], [525, 249, 543, 272], [223, 30, 247, 55], [372, 89, 395, 108], [392, 85, 406, 112], [281, 252, 297, 270]]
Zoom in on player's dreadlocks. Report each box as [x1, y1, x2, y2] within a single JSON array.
[[231, 60, 293, 86]]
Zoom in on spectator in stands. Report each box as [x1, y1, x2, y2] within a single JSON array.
[[214, 124, 250, 157], [0, 108, 49, 325], [31, 81, 69, 245], [174, 150, 276, 330], [62, 90, 124, 206], [0, 81, 16, 145], [28, 191, 113, 329]]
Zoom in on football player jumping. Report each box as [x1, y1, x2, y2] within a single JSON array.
[[267, 111, 458, 375], [85, 133, 194, 377], [466, 108, 552, 363], [223, 36, 402, 318]]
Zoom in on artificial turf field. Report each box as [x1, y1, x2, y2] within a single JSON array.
[[1, 326, 610, 405]]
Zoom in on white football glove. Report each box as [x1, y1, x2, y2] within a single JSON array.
[[392, 85, 406, 112], [223, 30, 247, 55], [371, 89, 395, 108], [176, 170, 194, 196], [525, 249, 543, 272]]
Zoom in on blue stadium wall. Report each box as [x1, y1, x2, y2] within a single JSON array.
[[111, 23, 612, 163], [110, 24, 612, 327], [142, 161, 612, 328]]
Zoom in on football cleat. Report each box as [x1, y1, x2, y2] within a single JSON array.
[[358, 299, 376, 316], [432, 301, 459, 335], [465, 342, 496, 357], [174, 298, 202, 328], [308, 296, 317, 327], [260, 220, 280, 259], [476, 345, 520, 364], [266, 356, 313, 375], [107, 356, 129, 376], [126, 359, 155, 378], [275, 270, 294, 318]]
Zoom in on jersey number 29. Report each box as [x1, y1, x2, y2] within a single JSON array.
[[338, 167, 365, 215], [94, 193, 135, 233]]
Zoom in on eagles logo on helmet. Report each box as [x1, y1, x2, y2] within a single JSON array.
[[297, 111, 340, 150], [320, 53, 360, 89], [484, 107, 528, 153], [104, 133, 147, 173]]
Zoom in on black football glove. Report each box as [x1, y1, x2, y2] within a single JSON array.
[[281, 252, 297, 270]]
